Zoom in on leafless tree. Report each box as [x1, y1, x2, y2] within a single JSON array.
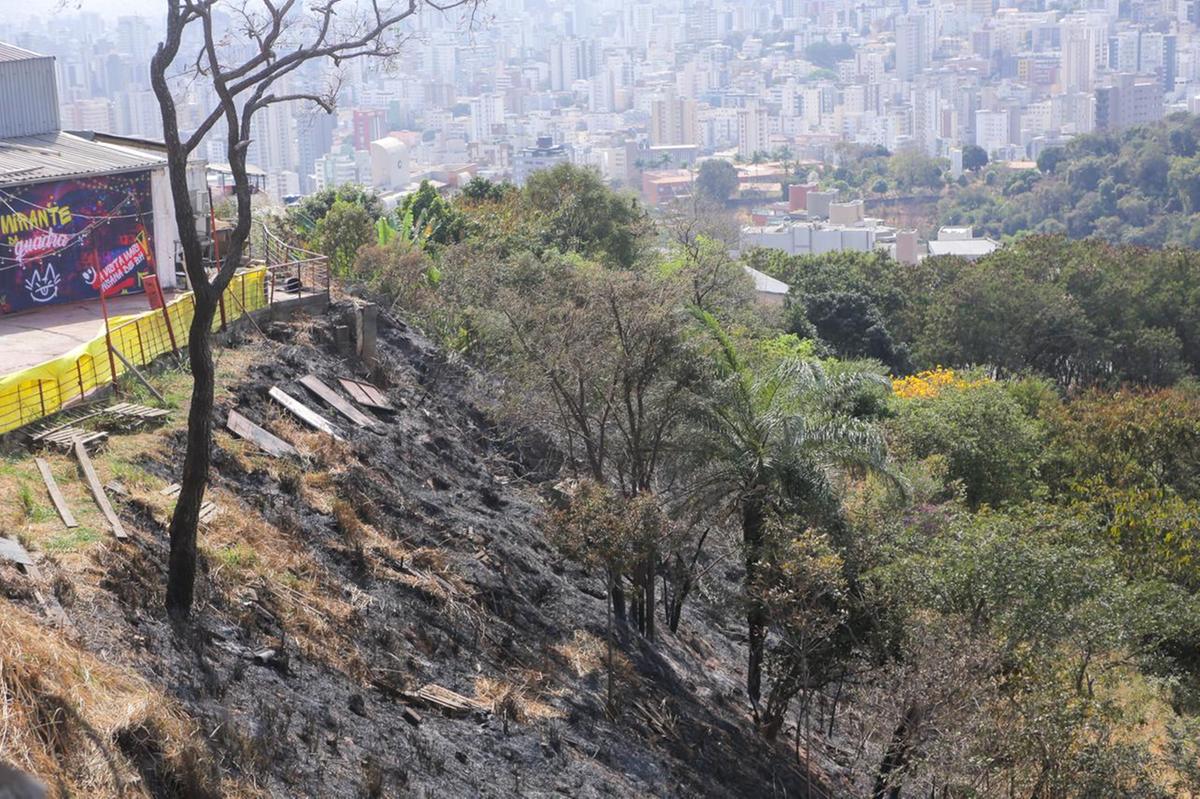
[[149, 0, 477, 619]]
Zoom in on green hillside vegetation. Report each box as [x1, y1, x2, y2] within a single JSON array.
[[939, 112, 1200, 246], [266, 166, 1200, 795], [748, 235, 1200, 388]]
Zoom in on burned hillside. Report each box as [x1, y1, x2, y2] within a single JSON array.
[[0, 302, 830, 798]]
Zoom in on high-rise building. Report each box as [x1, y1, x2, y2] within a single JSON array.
[[352, 109, 385, 151], [974, 108, 1009, 154], [1095, 73, 1164, 131], [895, 14, 929, 81], [549, 37, 598, 91], [1060, 20, 1108, 93], [737, 102, 769, 158], [650, 90, 699, 146], [514, 136, 572, 184], [469, 93, 506, 142], [296, 110, 335, 195]]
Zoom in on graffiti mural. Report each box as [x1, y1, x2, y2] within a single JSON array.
[[0, 171, 155, 314]]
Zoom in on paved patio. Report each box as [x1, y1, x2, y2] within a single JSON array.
[[0, 294, 170, 377]]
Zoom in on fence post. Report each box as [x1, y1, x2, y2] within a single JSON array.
[[135, 322, 147, 364], [161, 295, 179, 356]]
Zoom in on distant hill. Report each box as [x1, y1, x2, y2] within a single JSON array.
[[938, 112, 1200, 248]]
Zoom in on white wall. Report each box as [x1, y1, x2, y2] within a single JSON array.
[[149, 166, 178, 290]]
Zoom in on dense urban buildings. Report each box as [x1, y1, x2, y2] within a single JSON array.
[[0, 0, 1190, 210]]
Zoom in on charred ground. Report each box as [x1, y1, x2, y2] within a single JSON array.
[[0, 302, 833, 798]]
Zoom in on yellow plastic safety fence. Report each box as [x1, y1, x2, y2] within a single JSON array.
[[0, 268, 268, 434]]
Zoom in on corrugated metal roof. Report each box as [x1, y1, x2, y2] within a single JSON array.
[[0, 43, 44, 63], [0, 131, 165, 188], [0, 46, 59, 137]]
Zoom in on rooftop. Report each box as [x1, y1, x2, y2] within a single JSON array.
[[744, 265, 790, 296], [0, 42, 44, 63], [927, 239, 1000, 258], [0, 131, 165, 188]]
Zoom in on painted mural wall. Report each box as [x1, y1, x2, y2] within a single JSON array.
[[0, 170, 155, 314]]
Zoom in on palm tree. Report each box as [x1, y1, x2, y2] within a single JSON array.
[[689, 310, 893, 713]]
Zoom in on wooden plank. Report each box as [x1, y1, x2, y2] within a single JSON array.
[[403, 683, 491, 717], [74, 440, 128, 539], [339, 377, 393, 411], [0, 537, 71, 628], [0, 536, 34, 566], [268, 387, 344, 440], [226, 409, 298, 458], [300, 375, 381, 430], [35, 458, 78, 528]]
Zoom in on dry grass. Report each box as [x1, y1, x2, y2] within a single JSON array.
[[553, 630, 609, 678], [0, 600, 223, 797], [474, 674, 564, 724], [199, 497, 365, 677]]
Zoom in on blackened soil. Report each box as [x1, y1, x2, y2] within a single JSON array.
[[44, 303, 834, 798]]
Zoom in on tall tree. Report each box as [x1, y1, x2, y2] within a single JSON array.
[[149, 0, 474, 619], [696, 159, 738, 205], [690, 311, 893, 712]]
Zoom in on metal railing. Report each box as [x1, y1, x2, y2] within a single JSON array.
[[257, 222, 331, 306]]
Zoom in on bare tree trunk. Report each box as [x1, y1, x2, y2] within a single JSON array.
[[643, 549, 656, 641], [148, 0, 473, 620], [742, 494, 767, 706], [166, 298, 217, 618], [611, 576, 626, 623], [873, 702, 926, 799]]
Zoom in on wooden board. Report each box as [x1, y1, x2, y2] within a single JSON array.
[[0, 536, 34, 566], [269, 387, 344, 440], [226, 409, 298, 458], [300, 375, 381, 431], [403, 683, 491, 717], [74, 440, 128, 539], [0, 536, 72, 629], [339, 377, 393, 411], [35, 458, 78, 528]]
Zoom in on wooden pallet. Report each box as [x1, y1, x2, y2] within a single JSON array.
[[104, 402, 171, 423], [160, 483, 220, 524], [339, 377, 393, 411], [33, 425, 108, 452], [26, 405, 104, 442], [402, 683, 491, 717]]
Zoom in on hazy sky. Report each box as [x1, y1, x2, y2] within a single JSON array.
[[0, 0, 164, 18]]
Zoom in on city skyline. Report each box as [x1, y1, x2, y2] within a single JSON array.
[[0, 0, 1189, 216]]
